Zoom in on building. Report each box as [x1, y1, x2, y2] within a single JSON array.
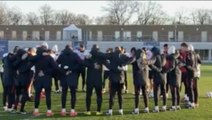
[[0, 25, 212, 42], [0, 25, 212, 62]]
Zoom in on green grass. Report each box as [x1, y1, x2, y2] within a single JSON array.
[[0, 65, 212, 120]]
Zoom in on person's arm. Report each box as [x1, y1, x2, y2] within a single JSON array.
[[137, 58, 144, 71], [83, 58, 94, 68], [18, 59, 33, 73], [196, 54, 202, 64], [148, 56, 162, 73], [164, 56, 175, 73]]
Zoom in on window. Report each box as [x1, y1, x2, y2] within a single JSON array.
[[136, 31, 142, 41], [201, 31, 207, 42], [22, 31, 27, 40], [152, 31, 158, 41], [56, 31, 61, 40], [178, 31, 184, 42], [123, 31, 131, 41], [115, 31, 120, 41], [0, 31, 4, 39], [45, 31, 50, 40], [195, 49, 209, 61], [89, 31, 92, 41], [168, 31, 174, 41], [32, 31, 40, 40], [97, 31, 103, 41], [12, 31, 17, 40]]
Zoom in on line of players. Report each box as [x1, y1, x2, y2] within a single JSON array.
[[0, 42, 201, 116]]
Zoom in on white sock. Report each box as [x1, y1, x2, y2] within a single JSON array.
[[108, 109, 113, 113], [135, 108, 139, 112], [7, 108, 13, 111], [162, 106, 166, 109], [144, 107, 149, 111], [172, 106, 176, 109], [71, 109, 75, 113], [34, 109, 39, 112], [155, 106, 159, 110], [119, 109, 123, 113], [191, 103, 195, 107], [47, 110, 52, 113], [61, 109, 66, 113]]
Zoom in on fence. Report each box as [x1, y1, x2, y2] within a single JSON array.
[[1, 34, 211, 42], [1, 40, 211, 63]]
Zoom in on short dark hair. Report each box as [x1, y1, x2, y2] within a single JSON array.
[[142, 47, 147, 52], [28, 47, 33, 52], [80, 44, 84, 48], [181, 42, 188, 47], [163, 44, 168, 47]]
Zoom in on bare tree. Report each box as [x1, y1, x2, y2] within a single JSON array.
[[173, 8, 190, 24], [134, 1, 168, 25], [74, 14, 92, 25], [95, 16, 107, 25], [26, 12, 40, 25], [39, 4, 54, 25], [0, 2, 8, 25], [190, 8, 211, 25], [54, 10, 75, 25], [6, 7, 24, 25], [102, 0, 138, 25]]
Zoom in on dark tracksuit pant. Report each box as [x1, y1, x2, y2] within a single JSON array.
[[3, 73, 16, 109], [14, 72, 32, 111], [4, 75, 16, 109], [86, 85, 102, 112], [133, 72, 148, 108], [187, 72, 194, 104], [61, 73, 78, 109], [181, 72, 189, 96], [153, 74, 166, 106], [5, 85, 15, 108], [34, 76, 52, 110], [108, 70, 125, 110], [109, 81, 124, 109], [85, 68, 103, 112], [134, 84, 148, 108]]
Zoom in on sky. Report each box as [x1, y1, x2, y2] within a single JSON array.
[[2, 1, 212, 19]]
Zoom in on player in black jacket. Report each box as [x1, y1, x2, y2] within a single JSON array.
[[13, 49, 33, 114], [57, 45, 83, 117], [105, 46, 133, 116], [3, 46, 20, 113], [28, 46, 58, 117], [83, 45, 105, 116]]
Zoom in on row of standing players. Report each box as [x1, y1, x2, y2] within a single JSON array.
[[0, 42, 201, 117]]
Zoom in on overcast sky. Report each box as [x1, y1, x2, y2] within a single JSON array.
[[2, 1, 212, 18]]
